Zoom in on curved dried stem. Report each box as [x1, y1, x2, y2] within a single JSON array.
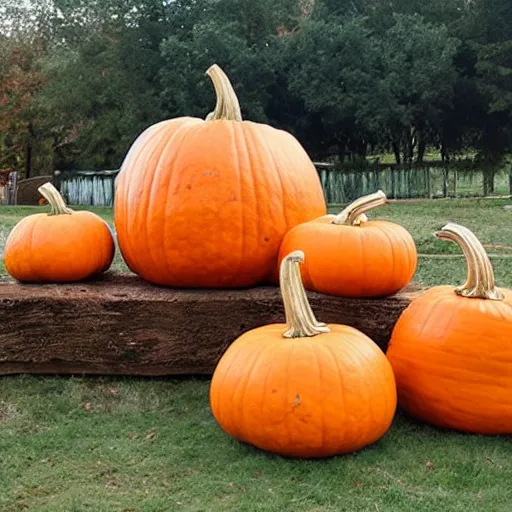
[[38, 182, 73, 216], [435, 222, 504, 300], [280, 250, 330, 338], [205, 64, 242, 122], [332, 190, 387, 226]]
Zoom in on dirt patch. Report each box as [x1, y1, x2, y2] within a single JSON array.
[[0, 400, 21, 422]]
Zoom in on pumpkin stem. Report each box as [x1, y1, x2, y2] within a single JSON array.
[[38, 182, 73, 216], [332, 190, 387, 226], [280, 250, 330, 338], [435, 222, 504, 300], [205, 64, 243, 122]]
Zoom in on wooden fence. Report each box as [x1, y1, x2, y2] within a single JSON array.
[[315, 163, 512, 203], [17, 175, 53, 204], [1, 172, 20, 205], [0, 173, 53, 205], [2, 165, 512, 207], [58, 169, 119, 207], [0, 170, 119, 207]]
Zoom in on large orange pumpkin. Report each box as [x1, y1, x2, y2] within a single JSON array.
[[387, 223, 512, 434], [277, 190, 417, 297], [114, 64, 326, 288], [4, 183, 115, 282], [210, 250, 397, 458]]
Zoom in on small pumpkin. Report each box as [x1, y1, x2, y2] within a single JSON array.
[[387, 223, 512, 434], [114, 64, 326, 288], [277, 190, 417, 297], [210, 250, 397, 458], [4, 183, 115, 282]]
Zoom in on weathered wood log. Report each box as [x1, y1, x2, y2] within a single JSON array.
[[0, 274, 421, 376]]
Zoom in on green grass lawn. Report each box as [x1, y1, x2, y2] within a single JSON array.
[[1, 198, 512, 511]]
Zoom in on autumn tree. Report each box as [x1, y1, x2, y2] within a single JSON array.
[[0, 36, 48, 177]]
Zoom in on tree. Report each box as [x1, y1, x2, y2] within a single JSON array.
[[36, 0, 171, 169], [0, 0, 55, 177], [375, 15, 459, 164], [0, 35, 48, 177], [282, 14, 459, 163], [284, 19, 382, 160], [159, 0, 304, 123], [471, 0, 512, 164], [0, 0, 510, 172]]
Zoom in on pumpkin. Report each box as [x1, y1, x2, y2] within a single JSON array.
[[114, 64, 326, 288], [277, 190, 417, 297], [209, 250, 397, 458], [4, 183, 115, 282], [387, 223, 512, 434]]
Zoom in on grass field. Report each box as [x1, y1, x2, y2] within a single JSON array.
[[1, 198, 512, 511]]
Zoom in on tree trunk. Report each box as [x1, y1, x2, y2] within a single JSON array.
[[440, 139, 449, 163], [0, 274, 421, 376], [416, 131, 426, 165], [483, 170, 494, 196], [336, 135, 348, 164], [404, 127, 416, 165], [24, 123, 34, 179], [392, 140, 401, 165]]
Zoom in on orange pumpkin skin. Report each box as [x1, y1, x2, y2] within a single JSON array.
[[278, 215, 417, 297], [210, 324, 397, 458], [387, 286, 512, 434], [114, 69, 326, 288], [4, 211, 115, 283]]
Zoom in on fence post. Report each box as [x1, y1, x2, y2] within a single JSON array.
[[7, 171, 18, 205], [327, 169, 334, 204], [509, 165, 512, 198], [53, 170, 61, 191]]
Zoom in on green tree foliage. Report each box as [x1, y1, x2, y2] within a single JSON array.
[[284, 14, 459, 162], [36, 0, 170, 169], [159, 0, 301, 122], [376, 15, 459, 164], [285, 19, 381, 159], [0, 36, 49, 177], [0, 0, 511, 173], [469, 0, 512, 163]]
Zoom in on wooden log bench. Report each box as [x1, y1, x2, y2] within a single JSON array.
[[0, 274, 421, 376]]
